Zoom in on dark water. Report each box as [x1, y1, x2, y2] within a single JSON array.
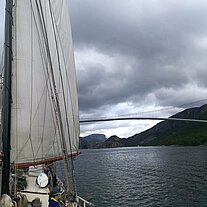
[[73, 146, 207, 207]]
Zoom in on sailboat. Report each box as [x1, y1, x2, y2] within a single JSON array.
[[0, 0, 93, 206]]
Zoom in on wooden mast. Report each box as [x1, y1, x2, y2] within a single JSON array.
[[1, 0, 13, 195]]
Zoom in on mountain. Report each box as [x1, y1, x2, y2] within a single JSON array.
[[83, 104, 207, 148], [92, 135, 127, 148], [80, 134, 106, 149], [126, 104, 207, 146]]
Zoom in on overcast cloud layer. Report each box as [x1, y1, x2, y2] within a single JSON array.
[[68, 0, 207, 137], [1, 0, 207, 137]]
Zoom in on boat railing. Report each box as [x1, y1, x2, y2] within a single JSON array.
[[76, 195, 96, 207]]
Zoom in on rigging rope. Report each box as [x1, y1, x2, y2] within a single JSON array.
[[31, 0, 77, 195], [33, 0, 62, 158], [48, 0, 77, 195], [29, 0, 36, 164]]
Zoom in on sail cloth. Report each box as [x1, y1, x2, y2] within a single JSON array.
[[11, 0, 79, 166]]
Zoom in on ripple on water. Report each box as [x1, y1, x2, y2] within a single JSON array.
[[73, 146, 207, 207]]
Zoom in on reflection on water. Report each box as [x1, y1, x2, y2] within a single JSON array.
[[74, 146, 207, 207]]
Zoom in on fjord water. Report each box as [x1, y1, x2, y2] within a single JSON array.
[[74, 147, 207, 207]]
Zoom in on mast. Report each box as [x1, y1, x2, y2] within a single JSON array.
[[1, 0, 13, 195]]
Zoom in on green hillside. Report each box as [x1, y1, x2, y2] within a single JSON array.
[[126, 104, 207, 146], [82, 104, 207, 148], [146, 122, 207, 146]]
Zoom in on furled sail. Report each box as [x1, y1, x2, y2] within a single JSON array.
[[11, 0, 79, 166]]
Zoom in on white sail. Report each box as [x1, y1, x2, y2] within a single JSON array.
[[11, 0, 79, 166]]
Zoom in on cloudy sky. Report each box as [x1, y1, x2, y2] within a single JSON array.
[[1, 0, 207, 138], [69, 0, 207, 138]]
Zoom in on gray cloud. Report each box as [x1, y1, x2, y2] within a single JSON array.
[[69, 0, 207, 120], [70, 0, 207, 57]]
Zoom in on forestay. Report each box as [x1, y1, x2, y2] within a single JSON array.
[[11, 0, 79, 166]]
